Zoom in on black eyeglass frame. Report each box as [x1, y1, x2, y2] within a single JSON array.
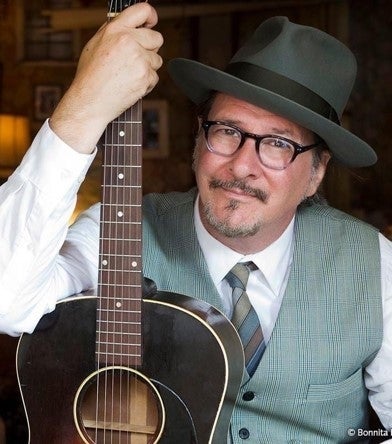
[[201, 120, 323, 170]]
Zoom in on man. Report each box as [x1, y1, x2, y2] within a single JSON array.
[[0, 3, 391, 442]]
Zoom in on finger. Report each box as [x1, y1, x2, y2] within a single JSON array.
[[149, 51, 163, 71], [145, 70, 160, 95], [114, 3, 158, 29], [133, 28, 164, 52]]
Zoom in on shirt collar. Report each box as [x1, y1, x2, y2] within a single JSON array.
[[194, 194, 295, 296]]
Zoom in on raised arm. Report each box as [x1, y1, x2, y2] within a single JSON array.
[[0, 3, 163, 336]]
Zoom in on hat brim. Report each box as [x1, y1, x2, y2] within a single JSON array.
[[168, 58, 377, 168]]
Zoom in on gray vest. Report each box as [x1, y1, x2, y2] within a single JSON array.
[[142, 189, 383, 443]]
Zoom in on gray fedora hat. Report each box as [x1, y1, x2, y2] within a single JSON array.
[[167, 16, 376, 167]]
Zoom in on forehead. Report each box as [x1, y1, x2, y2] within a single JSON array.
[[209, 93, 314, 140]]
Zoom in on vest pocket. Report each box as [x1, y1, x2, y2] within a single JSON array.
[[306, 367, 363, 401]]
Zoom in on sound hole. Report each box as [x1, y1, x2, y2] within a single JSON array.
[[74, 366, 164, 444]]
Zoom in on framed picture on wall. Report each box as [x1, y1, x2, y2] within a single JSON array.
[[142, 100, 169, 159], [34, 85, 62, 121]]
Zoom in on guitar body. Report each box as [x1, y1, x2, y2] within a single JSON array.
[[17, 293, 244, 443]]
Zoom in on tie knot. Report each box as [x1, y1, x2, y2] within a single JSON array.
[[225, 261, 257, 290]]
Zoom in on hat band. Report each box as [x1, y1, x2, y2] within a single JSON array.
[[226, 62, 340, 125]]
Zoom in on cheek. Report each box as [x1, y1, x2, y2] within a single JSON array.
[[194, 147, 222, 185], [267, 165, 314, 206]]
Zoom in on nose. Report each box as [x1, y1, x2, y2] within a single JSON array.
[[228, 137, 261, 178]]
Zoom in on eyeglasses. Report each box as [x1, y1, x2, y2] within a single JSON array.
[[201, 120, 322, 170]]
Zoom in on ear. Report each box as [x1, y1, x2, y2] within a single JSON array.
[[305, 151, 331, 198], [196, 116, 203, 132]]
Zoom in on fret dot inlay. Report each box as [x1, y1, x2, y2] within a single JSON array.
[[118, 173, 124, 179], [116, 301, 122, 308], [117, 211, 123, 218], [131, 261, 138, 267], [102, 259, 108, 266], [119, 130, 125, 137]]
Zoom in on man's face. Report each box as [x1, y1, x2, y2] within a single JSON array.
[[194, 93, 330, 252]]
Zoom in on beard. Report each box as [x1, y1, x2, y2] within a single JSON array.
[[201, 178, 269, 238]]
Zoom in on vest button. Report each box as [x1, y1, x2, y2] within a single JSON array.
[[239, 428, 250, 439], [242, 391, 255, 401]]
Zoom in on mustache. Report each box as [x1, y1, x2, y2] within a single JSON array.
[[210, 178, 268, 202]]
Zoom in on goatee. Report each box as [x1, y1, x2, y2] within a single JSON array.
[[200, 178, 269, 238]]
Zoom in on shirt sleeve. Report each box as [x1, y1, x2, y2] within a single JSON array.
[[0, 120, 98, 336], [365, 233, 392, 429]]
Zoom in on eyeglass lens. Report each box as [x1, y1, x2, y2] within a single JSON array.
[[205, 122, 296, 170]]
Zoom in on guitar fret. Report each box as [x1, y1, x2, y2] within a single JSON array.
[[99, 283, 140, 287], [101, 164, 142, 167], [98, 340, 141, 346], [98, 328, 140, 333], [104, 141, 141, 145], [97, 320, 140, 325], [96, 351, 140, 357], [97, 307, 140, 311], [101, 203, 141, 207], [101, 224, 141, 227], [100, 237, 141, 242], [111, 120, 142, 124], [101, 186, 142, 189], [100, 254, 141, 257]]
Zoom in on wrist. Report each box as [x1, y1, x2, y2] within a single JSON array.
[[50, 89, 108, 154]]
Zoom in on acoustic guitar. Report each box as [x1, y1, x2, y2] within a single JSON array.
[[16, 1, 244, 442]]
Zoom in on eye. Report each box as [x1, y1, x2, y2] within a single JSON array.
[[214, 125, 241, 139], [265, 137, 293, 150]]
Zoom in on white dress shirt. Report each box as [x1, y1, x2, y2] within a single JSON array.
[[0, 121, 391, 430]]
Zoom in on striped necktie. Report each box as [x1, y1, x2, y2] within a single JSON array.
[[225, 262, 265, 376]]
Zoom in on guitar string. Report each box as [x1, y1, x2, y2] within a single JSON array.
[[111, 5, 119, 444], [98, 103, 106, 443], [110, 2, 118, 442], [128, 96, 134, 444], [106, 3, 114, 443], [115, 1, 124, 440], [113, 82, 118, 444]]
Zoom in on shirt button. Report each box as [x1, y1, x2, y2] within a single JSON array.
[[239, 428, 250, 439], [242, 391, 255, 401]]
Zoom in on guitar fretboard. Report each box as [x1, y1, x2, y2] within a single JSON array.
[[96, 103, 144, 367]]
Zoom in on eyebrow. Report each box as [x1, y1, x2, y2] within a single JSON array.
[[269, 127, 298, 138], [215, 118, 298, 138]]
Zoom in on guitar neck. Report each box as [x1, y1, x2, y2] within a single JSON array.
[[97, 102, 144, 368]]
